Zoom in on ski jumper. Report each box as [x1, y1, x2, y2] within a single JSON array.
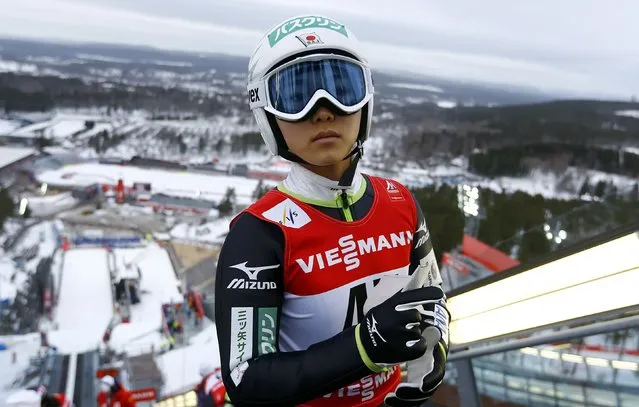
[[215, 163, 443, 407]]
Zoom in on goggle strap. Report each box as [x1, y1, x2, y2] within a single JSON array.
[[247, 80, 268, 109]]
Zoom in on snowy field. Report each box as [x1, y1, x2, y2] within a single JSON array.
[[0, 220, 60, 303], [169, 217, 231, 245], [616, 110, 639, 119], [6, 112, 127, 140], [0, 333, 42, 402], [0, 146, 36, 169], [0, 119, 24, 135], [49, 248, 114, 354], [394, 163, 638, 200], [155, 323, 220, 397], [108, 243, 182, 356], [37, 162, 274, 205], [23, 193, 79, 217]]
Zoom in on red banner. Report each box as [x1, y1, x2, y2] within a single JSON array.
[[130, 387, 158, 402]]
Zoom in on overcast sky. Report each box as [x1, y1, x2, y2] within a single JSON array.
[[1, 0, 638, 99]]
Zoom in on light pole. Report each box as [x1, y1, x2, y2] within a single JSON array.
[[544, 222, 568, 250], [457, 184, 482, 236]]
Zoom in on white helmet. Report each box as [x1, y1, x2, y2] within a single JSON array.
[[100, 375, 115, 393], [247, 14, 375, 161]]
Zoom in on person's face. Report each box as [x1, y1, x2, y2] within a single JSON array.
[[276, 106, 361, 166]]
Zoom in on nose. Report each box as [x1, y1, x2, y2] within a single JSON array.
[[310, 106, 335, 124]]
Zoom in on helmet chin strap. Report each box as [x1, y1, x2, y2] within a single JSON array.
[[283, 139, 362, 187], [337, 139, 363, 187]]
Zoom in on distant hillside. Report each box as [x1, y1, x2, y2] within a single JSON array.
[[397, 100, 639, 170], [0, 36, 553, 106]]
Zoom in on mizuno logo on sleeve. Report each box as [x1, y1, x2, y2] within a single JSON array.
[[229, 262, 280, 280], [227, 262, 280, 290]]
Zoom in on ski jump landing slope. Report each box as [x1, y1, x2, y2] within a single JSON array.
[[49, 248, 114, 354]]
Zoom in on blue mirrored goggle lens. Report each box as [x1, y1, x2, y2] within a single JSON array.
[[268, 59, 367, 115]]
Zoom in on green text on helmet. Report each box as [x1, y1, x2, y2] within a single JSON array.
[[267, 15, 348, 47]]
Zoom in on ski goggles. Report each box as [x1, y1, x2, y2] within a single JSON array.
[[247, 54, 374, 122]]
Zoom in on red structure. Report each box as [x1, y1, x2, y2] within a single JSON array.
[[441, 234, 520, 291], [459, 234, 520, 273]]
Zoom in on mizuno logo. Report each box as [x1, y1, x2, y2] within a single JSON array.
[[415, 219, 430, 248], [227, 279, 277, 290], [229, 262, 280, 280], [417, 219, 428, 235], [367, 315, 386, 347]]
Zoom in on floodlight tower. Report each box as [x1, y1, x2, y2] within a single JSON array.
[[457, 183, 483, 237], [543, 221, 568, 250]]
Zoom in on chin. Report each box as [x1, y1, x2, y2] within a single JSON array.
[[306, 158, 341, 167], [303, 153, 344, 167]]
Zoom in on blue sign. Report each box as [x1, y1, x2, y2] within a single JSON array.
[[72, 236, 142, 247]]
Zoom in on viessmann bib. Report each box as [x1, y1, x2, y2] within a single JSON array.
[[244, 175, 418, 407]]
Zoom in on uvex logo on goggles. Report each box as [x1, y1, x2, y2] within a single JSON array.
[[248, 82, 267, 109], [249, 88, 260, 103]]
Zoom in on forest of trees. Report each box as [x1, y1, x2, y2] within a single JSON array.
[[397, 100, 639, 168], [410, 183, 639, 266], [469, 143, 639, 178], [212, 181, 638, 268], [0, 73, 235, 115]]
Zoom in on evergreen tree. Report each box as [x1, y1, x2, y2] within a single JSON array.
[[606, 182, 618, 201], [0, 188, 15, 230], [35, 135, 53, 151], [412, 185, 465, 264], [578, 178, 591, 196], [518, 230, 551, 263], [217, 187, 237, 216], [594, 180, 607, 198], [252, 180, 269, 200], [629, 183, 639, 201]]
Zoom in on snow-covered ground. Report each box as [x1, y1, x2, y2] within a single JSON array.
[[0, 333, 43, 402], [108, 243, 182, 356], [48, 248, 114, 354], [37, 162, 273, 205], [169, 217, 231, 245], [7, 113, 124, 140], [394, 163, 638, 200], [0, 119, 24, 136], [22, 193, 79, 217], [0, 259, 20, 303], [155, 323, 220, 397], [0, 146, 36, 169], [0, 220, 60, 303], [616, 110, 639, 119], [387, 82, 444, 93]]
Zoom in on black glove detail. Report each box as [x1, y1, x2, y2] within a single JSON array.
[[356, 286, 445, 371]]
